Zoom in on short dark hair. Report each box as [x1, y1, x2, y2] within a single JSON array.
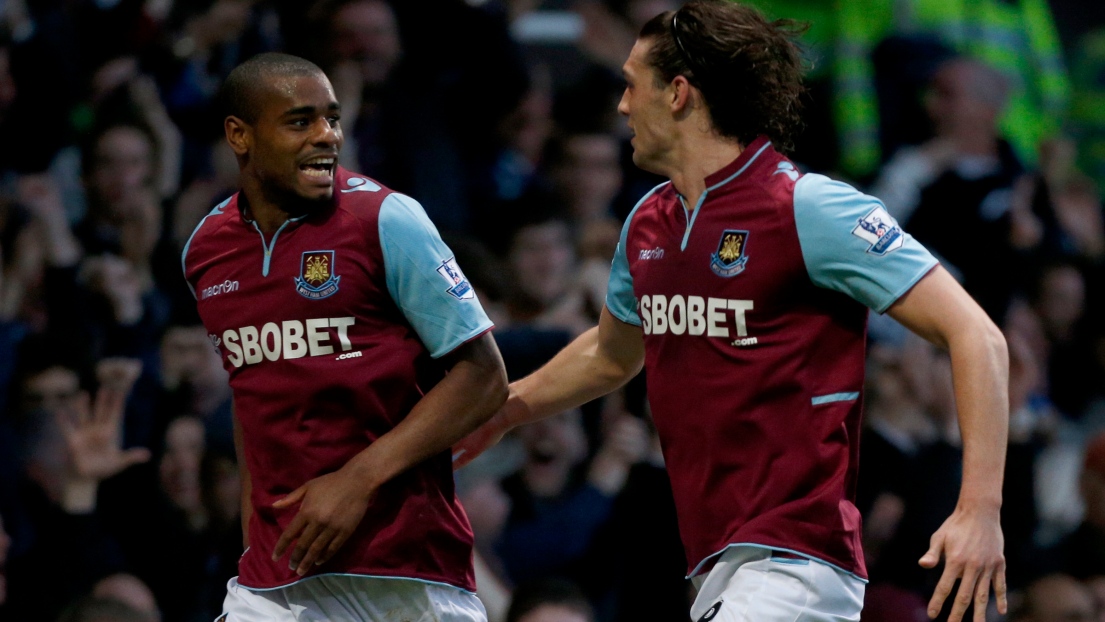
[[506, 578, 594, 622], [218, 52, 326, 124], [640, 0, 807, 153]]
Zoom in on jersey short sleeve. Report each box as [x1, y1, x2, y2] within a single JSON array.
[[793, 174, 938, 313], [605, 185, 665, 326], [605, 219, 640, 326], [379, 194, 493, 358]]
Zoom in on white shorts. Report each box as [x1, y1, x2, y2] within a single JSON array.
[[689, 546, 865, 622], [217, 575, 488, 622]]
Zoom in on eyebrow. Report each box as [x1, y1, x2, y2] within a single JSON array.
[[281, 102, 342, 117]]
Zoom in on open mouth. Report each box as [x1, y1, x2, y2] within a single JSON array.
[[299, 157, 336, 182]]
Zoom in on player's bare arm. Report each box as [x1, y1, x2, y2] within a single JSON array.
[[232, 402, 252, 549], [887, 265, 1009, 622], [272, 332, 507, 575], [453, 305, 644, 469]]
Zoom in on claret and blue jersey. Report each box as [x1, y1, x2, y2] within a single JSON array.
[[605, 136, 938, 580], [182, 167, 492, 592]]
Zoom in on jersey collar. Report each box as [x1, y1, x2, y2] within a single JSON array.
[[702, 135, 773, 192]]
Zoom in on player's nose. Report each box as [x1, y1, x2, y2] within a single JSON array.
[[311, 118, 342, 149]]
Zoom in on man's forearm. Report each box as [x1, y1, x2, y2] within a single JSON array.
[[345, 333, 508, 488], [949, 319, 1009, 510], [506, 308, 645, 429]]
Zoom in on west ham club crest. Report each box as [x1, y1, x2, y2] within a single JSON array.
[[710, 230, 749, 277], [295, 250, 341, 299]]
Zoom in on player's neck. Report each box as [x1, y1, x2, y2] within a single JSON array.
[[239, 181, 317, 235], [667, 133, 744, 210]]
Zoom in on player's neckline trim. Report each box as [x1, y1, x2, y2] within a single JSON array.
[[704, 136, 773, 192]]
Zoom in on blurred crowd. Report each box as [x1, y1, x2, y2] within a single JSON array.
[[0, 0, 1103, 621]]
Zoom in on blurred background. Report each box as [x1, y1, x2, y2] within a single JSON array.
[[0, 0, 1102, 621]]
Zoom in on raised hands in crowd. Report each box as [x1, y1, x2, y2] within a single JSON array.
[[56, 358, 148, 513]]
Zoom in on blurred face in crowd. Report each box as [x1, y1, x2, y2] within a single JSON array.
[[1032, 264, 1085, 343], [22, 365, 82, 415], [159, 416, 206, 521], [865, 343, 912, 405], [619, 38, 676, 175], [499, 74, 554, 164], [509, 220, 575, 307], [117, 188, 163, 264], [518, 409, 588, 498], [517, 605, 591, 622], [231, 72, 343, 208], [925, 60, 1003, 139], [160, 325, 226, 392], [458, 478, 510, 544], [1023, 575, 1095, 622], [330, 0, 401, 87], [89, 126, 155, 209], [552, 134, 623, 222], [1082, 576, 1105, 622], [202, 453, 241, 527], [92, 573, 161, 622]]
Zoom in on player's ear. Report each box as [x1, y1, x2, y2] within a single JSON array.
[[225, 116, 251, 156], [670, 75, 693, 114]]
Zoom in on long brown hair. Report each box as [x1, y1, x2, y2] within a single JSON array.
[[640, 0, 807, 153]]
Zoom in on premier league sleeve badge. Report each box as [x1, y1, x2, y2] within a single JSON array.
[[436, 257, 475, 300], [851, 207, 904, 255]]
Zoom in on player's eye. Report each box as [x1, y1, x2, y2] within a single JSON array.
[[327, 115, 341, 127]]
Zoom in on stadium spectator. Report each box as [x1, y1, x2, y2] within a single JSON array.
[[506, 578, 595, 622], [1054, 432, 1105, 580], [58, 595, 153, 622], [495, 408, 648, 599], [4, 357, 147, 621], [91, 573, 161, 622], [871, 57, 1033, 322], [1010, 573, 1096, 622]]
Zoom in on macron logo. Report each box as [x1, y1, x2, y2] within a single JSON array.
[[202, 280, 239, 299], [341, 177, 382, 193], [639, 247, 665, 260]]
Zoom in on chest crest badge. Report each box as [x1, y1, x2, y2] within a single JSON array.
[[710, 230, 749, 277], [295, 250, 341, 299]]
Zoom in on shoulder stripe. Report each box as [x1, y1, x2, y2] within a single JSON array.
[[631, 181, 669, 214], [181, 196, 232, 299]]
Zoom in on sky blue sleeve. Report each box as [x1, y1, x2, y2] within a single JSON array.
[[793, 174, 938, 313], [605, 185, 664, 326], [379, 194, 493, 358]]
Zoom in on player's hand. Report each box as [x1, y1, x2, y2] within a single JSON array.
[[271, 468, 374, 576], [918, 505, 1007, 622], [451, 391, 526, 469]]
